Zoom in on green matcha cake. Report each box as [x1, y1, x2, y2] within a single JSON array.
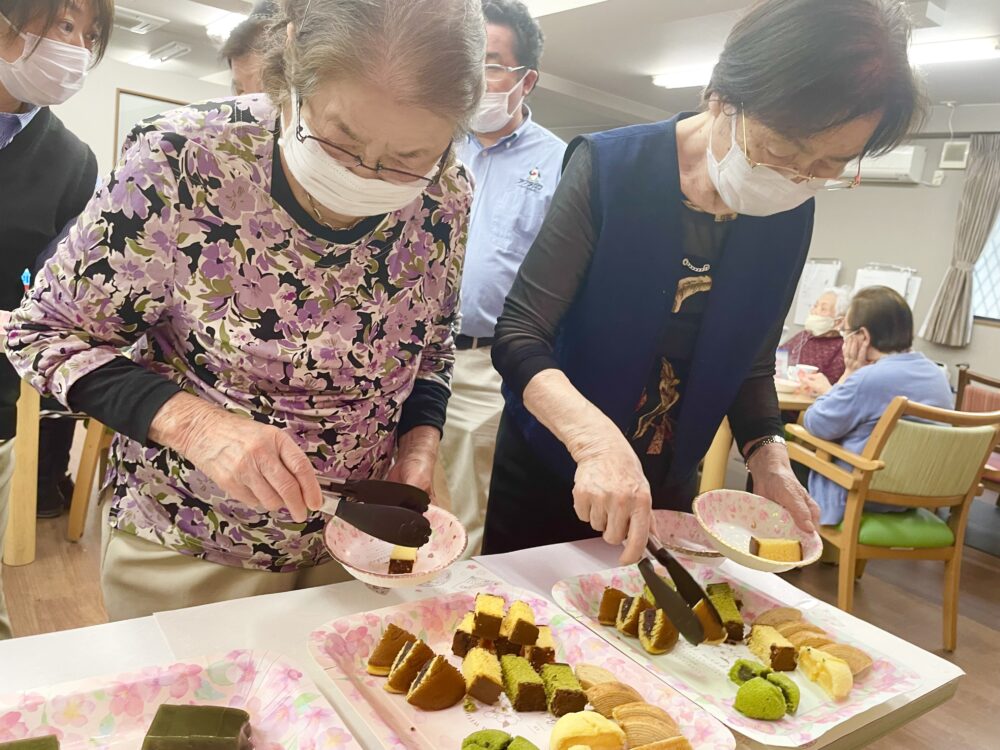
[[733, 677, 787, 721], [500, 655, 545, 712], [539, 662, 587, 717], [141, 704, 253, 750]]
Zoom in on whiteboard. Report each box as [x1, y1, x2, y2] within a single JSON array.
[[793, 260, 842, 324], [853, 267, 921, 309]]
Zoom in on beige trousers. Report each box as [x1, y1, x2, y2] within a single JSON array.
[[0, 438, 14, 639], [99, 501, 351, 621], [438, 346, 504, 558]]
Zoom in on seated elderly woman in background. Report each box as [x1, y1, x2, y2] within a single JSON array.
[[800, 286, 952, 525], [780, 286, 850, 386], [5, 0, 484, 620]]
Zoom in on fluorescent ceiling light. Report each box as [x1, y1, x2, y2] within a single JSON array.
[[131, 41, 192, 68], [206, 12, 249, 46], [652, 62, 715, 90], [909, 37, 1000, 65]]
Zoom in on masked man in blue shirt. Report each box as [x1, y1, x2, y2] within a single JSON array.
[[438, 0, 565, 556]]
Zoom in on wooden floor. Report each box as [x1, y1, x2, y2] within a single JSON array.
[[3, 494, 999, 749]]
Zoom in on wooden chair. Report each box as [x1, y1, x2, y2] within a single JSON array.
[[3, 379, 114, 565], [956, 366, 1000, 501], [787, 396, 1000, 651]]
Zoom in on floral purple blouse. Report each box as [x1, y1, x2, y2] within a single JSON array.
[[6, 95, 471, 571]]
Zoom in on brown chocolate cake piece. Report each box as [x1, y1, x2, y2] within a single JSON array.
[[388, 545, 416, 574], [540, 663, 587, 717], [452, 612, 479, 658], [598, 587, 628, 625], [523, 625, 556, 669], [385, 639, 434, 693], [367, 622, 417, 676], [406, 655, 466, 710], [473, 593, 505, 640]]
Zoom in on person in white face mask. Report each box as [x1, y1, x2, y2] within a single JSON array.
[[437, 0, 566, 558], [483, 0, 924, 562], [0, 0, 111, 639], [778, 287, 851, 389], [5, 0, 487, 621]]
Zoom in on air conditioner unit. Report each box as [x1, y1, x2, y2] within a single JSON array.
[[114, 7, 169, 35], [854, 145, 927, 184]]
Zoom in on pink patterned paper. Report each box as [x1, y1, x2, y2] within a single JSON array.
[[694, 490, 823, 572], [324, 504, 467, 588], [552, 566, 922, 748], [0, 650, 359, 750], [308, 586, 736, 750]]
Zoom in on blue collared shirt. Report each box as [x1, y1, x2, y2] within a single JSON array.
[[0, 105, 40, 150], [456, 108, 566, 337]]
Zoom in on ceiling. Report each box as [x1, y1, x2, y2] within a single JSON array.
[[110, 0, 1000, 139]]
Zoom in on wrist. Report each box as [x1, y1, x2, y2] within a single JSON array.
[[148, 391, 220, 453], [745, 439, 790, 473], [397, 425, 440, 461]]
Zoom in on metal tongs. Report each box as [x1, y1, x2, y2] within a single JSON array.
[[318, 476, 432, 548], [637, 532, 723, 645]]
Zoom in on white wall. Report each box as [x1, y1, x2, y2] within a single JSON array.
[[787, 137, 1000, 382], [51, 57, 228, 176]]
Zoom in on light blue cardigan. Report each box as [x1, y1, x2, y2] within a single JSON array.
[[803, 351, 953, 525]]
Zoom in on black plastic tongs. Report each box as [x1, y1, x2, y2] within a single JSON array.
[[318, 477, 432, 548], [637, 533, 723, 645]]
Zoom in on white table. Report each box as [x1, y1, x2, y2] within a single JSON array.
[[0, 540, 963, 750]]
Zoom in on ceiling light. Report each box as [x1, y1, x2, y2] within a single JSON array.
[[131, 41, 193, 68], [113, 6, 169, 35], [206, 12, 249, 46], [651, 63, 715, 90], [909, 37, 1000, 65]]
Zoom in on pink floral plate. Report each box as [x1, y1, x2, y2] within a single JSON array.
[[307, 585, 736, 750], [693, 489, 823, 572], [324, 504, 467, 589], [0, 650, 359, 749], [552, 566, 922, 748], [653, 509, 724, 561]]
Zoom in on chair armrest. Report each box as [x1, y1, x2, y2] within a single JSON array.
[[786, 440, 859, 490], [786, 424, 886, 472]]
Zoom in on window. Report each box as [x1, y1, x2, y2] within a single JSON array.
[[972, 210, 1000, 322]]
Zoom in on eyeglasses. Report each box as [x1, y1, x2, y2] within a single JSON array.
[[485, 63, 527, 83], [294, 97, 451, 186], [737, 109, 862, 191]]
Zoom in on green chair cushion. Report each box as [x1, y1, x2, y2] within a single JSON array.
[[838, 508, 955, 548]]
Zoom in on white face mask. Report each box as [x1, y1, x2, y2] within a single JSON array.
[[470, 73, 527, 134], [280, 93, 438, 219], [706, 114, 818, 216], [804, 314, 837, 336], [0, 12, 91, 106]]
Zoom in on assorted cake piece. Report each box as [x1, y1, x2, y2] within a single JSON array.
[[728, 658, 800, 720], [747, 625, 798, 671], [539, 663, 588, 717], [749, 537, 803, 563], [141, 705, 253, 750], [462, 730, 540, 750], [387, 544, 417, 574], [0, 738, 59, 750], [706, 582, 745, 643], [752, 606, 873, 682]]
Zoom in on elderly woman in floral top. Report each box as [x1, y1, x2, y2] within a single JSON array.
[[5, 0, 486, 619]]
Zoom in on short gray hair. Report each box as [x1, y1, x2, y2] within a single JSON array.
[[820, 286, 852, 318], [263, 0, 486, 131]]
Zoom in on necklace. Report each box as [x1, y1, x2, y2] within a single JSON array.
[[305, 190, 364, 232]]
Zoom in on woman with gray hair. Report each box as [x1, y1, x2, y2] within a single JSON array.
[[5, 0, 485, 618], [779, 285, 852, 386]]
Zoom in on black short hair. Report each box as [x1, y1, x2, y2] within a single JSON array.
[[0, 0, 113, 63], [705, 0, 925, 156], [220, 3, 276, 64], [848, 286, 914, 353], [482, 0, 544, 70]]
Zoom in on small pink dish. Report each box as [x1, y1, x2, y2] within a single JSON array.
[[324, 504, 467, 588], [693, 489, 823, 572], [652, 509, 723, 561]]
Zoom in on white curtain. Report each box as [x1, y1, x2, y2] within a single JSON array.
[[921, 134, 1000, 346]]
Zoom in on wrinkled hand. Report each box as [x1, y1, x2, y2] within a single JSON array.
[[150, 393, 321, 522], [748, 442, 820, 534], [387, 425, 439, 504], [842, 330, 870, 373], [798, 372, 832, 397], [573, 434, 653, 565]]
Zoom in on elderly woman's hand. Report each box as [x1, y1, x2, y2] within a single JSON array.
[[386, 425, 440, 503], [572, 432, 653, 565], [747, 441, 820, 534], [798, 372, 832, 397], [149, 392, 322, 522]]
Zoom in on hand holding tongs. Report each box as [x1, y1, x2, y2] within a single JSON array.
[[636, 532, 723, 645], [318, 476, 432, 548]]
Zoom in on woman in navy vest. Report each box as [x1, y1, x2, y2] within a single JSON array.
[[484, 0, 924, 563]]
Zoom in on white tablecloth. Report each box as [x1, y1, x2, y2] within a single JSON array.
[[0, 539, 963, 750]]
